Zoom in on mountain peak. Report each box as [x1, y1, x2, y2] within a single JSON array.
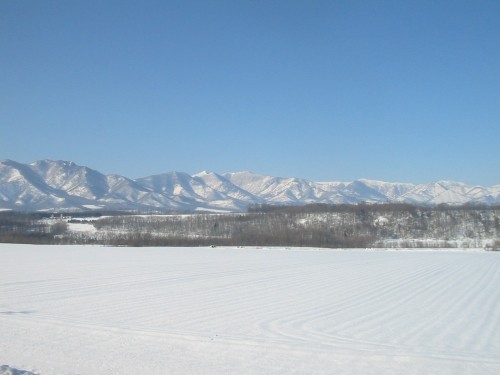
[[0, 160, 497, 211]]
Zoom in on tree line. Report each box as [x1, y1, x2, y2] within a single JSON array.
[[1, 203, 499, 249]]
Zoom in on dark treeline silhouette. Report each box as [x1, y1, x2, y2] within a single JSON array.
[[1, 203, 499, 249], [0, 211, 67, 244]]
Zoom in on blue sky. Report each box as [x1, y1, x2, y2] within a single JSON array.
[[1, 0, 499, 185]]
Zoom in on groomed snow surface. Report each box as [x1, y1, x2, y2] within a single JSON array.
[[1, 245, 499, 375]]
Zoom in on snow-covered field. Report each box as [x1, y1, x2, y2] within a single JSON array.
[[1, 245, 499, 375]]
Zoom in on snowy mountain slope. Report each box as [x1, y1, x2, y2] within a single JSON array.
[[137, 171, 198, 197], [137, 171, 256, 211], [224, 171, 328, 204], [399, 181, 472, 205], [490, 185, 500, 201], [0, 160, 498, 211], [193, 171, 264, 207], [136, 172, 204, 209], [0, 160, 87, 210], [467, 185, 496, 204], [355, 178, 415, 200], [336, 180, 390, 203], [0, 160, 167, 211], [31, 160, 109, 200]]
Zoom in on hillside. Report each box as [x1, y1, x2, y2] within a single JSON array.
[[1, 160, 499, 212]]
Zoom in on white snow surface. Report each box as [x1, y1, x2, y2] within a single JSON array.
[[1, 160, 499, 211], [0, 365, 37, 375], [1, 244, 499, 375]]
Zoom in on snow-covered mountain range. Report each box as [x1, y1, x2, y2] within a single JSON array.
[[1, 159, 499, 212]]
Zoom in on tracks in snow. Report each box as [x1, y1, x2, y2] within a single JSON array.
[[1, 245, 500, 374]]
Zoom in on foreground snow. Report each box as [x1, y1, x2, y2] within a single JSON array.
[[1, 245, 499, 374], [0, 365, 37, 375]]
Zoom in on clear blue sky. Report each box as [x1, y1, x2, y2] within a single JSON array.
[[1, 0, 499, 185]]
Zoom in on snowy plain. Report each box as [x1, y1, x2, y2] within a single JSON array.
[[1, 244, 499, 375]]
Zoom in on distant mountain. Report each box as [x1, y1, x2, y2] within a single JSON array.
[[0, 159, 499, 212]]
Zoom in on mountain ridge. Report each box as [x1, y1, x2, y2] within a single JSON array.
[[0, 159, 499, 212]]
